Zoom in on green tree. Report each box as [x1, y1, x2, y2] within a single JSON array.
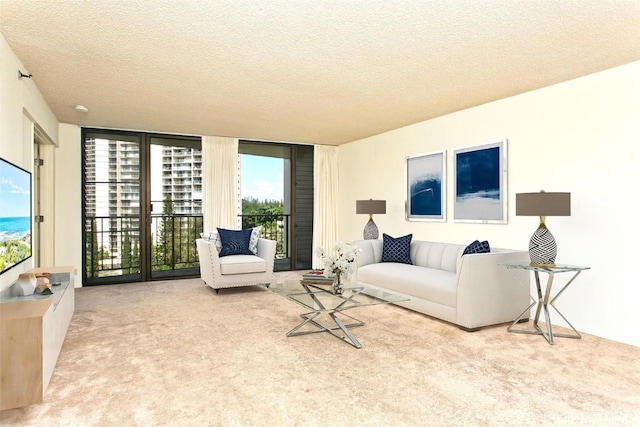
[[241, 197, 284, 252], [86, 219, 100, 278], [153, 197, 203, 272], [132, 240, 140, 273], [242, 197, 283, 217], [179, 215, 204, 268], [121, 228, 132, 275], [187, 215, 203, 266], [157, 195, 175, 270], [241, 197, 283, 230], [99, 246, 110, 260]]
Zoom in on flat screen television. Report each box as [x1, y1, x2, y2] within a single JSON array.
[[0, 157, 32, 275]]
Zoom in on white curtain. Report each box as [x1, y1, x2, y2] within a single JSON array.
[[202, 136, 239, 231], [312, 145, 340, 269]]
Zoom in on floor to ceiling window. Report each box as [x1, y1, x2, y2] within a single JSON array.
[[149, 136, 203, 279], [239, 141, 313, 271], [82, 129, 202, 285], [82, 132, 311, 284]]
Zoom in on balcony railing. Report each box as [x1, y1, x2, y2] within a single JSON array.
[[239, 214, 290, 260], [84, 213, 291, 282], [150, 214, 203, 275], [85, 215, 143, 281]]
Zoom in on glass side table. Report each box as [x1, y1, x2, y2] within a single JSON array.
[[500, 263, 590, 345]]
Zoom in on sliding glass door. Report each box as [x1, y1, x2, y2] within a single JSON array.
[[149, 136, 202, 279], [239, 141, 313, 271], [82, 129, 202, 285], [83, 131, 143, 284]]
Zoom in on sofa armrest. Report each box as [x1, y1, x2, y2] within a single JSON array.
[[353, 240, 383, 268], [353, 239, 383, 282], [256, 238, 277, 274], [456, 250, 531, 329]]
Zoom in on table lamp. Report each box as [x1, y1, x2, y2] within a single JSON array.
[[356, 199, 386, 240], [516, 191, 571, 267]]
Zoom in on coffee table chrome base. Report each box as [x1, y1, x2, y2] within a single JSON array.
[[270, 281, 409, 349], [507, 269, 583, 345], [287, 311, 365, 348]]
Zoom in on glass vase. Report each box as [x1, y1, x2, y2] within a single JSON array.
[[332, 271, 343, 295]]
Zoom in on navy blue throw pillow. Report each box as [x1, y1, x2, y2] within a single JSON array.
[[463, 240, 490, 255], [217, 228, 254, 257], [381, 233, 413, 264]]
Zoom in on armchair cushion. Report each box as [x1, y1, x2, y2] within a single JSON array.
[[249, 226, 261, 255], [218, 228, 254, 257], [201, 230, 222, 253], [220, 255, 267, 275]]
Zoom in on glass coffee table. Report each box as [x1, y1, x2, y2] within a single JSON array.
[[268, 281, 408, 349]]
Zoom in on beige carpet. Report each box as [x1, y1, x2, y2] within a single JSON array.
[[2, 273, 639, 426]]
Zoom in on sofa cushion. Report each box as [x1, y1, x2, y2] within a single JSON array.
[[412, 242, 464, 273], [217, 228, 254, 257], [463, 240, 491, 255], [358, 263, 456, 307], [381, 233, 413, 264], [219, 255, 267, 275]]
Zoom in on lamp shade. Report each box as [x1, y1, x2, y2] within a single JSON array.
[[516, 191, 570, 267], [356, 199, 386, 215], [516, 192, 571, 217]]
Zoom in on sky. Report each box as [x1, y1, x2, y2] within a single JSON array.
[[0, 159, 31, 218], [241, 154, 283, 202], [148, 147, 283, 205]]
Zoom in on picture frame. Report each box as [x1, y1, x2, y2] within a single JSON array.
[[405, 150, 446, 221], [452, 139, 507, 223]]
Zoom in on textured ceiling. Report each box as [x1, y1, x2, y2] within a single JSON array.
[[1, 1, 640, 145]]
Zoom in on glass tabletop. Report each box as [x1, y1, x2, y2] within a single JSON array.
[[268, 280, 408, 312], [500, 263, 590, 273]]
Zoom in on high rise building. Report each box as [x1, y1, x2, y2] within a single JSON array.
[[85, 137, 141, 266], [85, 138, 203, 271], [161, 147, 202, 214]]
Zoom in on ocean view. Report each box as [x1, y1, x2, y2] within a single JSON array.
[[0, 216, 30, 242]]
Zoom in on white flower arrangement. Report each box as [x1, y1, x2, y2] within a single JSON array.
[[315, 241, 361, 280]]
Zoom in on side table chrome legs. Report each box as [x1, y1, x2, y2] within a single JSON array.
[[507, 268, 583, 345]]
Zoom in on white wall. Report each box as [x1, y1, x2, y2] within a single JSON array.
[[55, 124, 82, 279], [0, 34, 59, 290], [339, 61, 640, 348]]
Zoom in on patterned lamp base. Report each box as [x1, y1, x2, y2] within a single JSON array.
[[529, 226, 557, 267], [363, 218, 379, 240]]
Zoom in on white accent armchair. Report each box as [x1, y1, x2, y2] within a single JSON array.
[[196, 238, 277, 293]]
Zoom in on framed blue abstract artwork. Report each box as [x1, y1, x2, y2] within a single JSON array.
[[405, 150, 446, 221], [452, 139, 508, 223]]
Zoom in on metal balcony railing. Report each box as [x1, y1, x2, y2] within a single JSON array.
[[84, 213, 291, 281], [239, 214, 290, 260]]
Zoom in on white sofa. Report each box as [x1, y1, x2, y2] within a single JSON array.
[[353, 239, 531, 331], [196, 238, 277, 293]]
